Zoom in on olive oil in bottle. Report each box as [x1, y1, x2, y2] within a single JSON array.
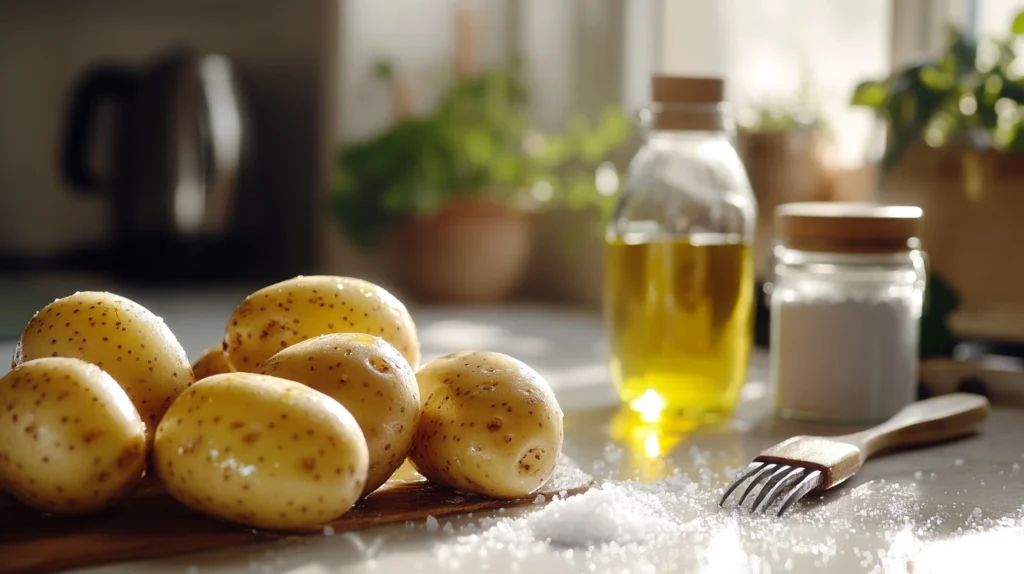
[[604, 75, 757, 419], [605, 236, 754, 417]]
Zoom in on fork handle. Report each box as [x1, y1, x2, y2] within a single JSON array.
[[835, 393, 991, 460]]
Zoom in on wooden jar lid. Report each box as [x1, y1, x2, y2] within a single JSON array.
[[775, 202, 924, 253]]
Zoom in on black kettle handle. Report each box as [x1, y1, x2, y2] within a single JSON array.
[[61, 66, 136, 192]]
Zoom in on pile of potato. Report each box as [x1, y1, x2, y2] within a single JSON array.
[[0, 276, 564, 530]]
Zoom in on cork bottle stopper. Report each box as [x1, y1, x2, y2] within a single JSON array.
[[648, 76, 726, 131], [651, 76, 725, 104]]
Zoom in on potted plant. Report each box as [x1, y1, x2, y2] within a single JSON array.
[[851, 15, 1024, 194], [850, 12, 1024, 339], [331, 59, 630, 303]]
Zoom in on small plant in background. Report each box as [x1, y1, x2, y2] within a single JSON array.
[[738, 73, 827, 134], [851, 11, 1024, 172], [331, 59, 632, 251]]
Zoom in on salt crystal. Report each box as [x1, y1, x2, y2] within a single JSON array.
[[533, 494, 546, 504], [528, 482, 676, 546], [955, 458, 964, 466], [322, 525, 335, 537], [559, 489, 568, 499], [425, 515, 439, 532], [1014, 463, 1021, 471], [443, 522, 455, 534], [602, 444, 624, 464], [913, 471, 923, 479], [420, 467, 950, 571], [973, 507, 983, 518]]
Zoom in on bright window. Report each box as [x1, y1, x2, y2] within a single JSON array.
[[660, 0, 892, 168], [976, 0, 1024, 39]]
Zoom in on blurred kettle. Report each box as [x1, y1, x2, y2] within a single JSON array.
[[61, 48, 252, 278]]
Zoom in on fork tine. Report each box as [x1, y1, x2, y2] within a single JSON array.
[[748, 465, 795, 512], [776, 469, 824, 517], [718, 462, 765, 507], [753, 466, 806, 514], [736, 463, 779, 506]]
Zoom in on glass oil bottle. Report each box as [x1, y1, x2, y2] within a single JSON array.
[[605, 76, 757, 420]]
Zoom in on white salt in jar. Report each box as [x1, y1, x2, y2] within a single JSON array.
[[769, 202, 926, 423]]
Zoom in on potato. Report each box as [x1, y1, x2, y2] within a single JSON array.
[[14, 292, 194, 439], [192, 345, 235, 381], [153, 372, 369, 530], [409, 351, 563, 499], [0, 357, 147, 514], [223, 276, 419, 372], [258, 333, 419, 496]]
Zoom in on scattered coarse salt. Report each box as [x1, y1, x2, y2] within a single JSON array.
[[533, 494, 546, 504], [322, 525, 335, 537], [528, 482, 676, 546], [1014, 463, 1021, 472], [422, 446, 1024, 573], [558, 489, 568, 499], [955, 458, 965, 466], [443, 521, 455, 534], [426, 515, 439, 532]]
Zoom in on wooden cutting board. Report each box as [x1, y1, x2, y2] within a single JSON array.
[[0, 458, 592, 574]]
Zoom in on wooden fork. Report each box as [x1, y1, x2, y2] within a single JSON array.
[[719, 393, 991, 516]]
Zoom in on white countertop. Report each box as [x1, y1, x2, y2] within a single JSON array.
[[2, 293, 1024, 574]]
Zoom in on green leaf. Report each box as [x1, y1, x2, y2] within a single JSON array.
[[1000, 80, 1024, 103], [919, 67, 955, 91], [1012, 10, 1024, 34], [948, 27, 979, 75], [373, 59, 395, 81]]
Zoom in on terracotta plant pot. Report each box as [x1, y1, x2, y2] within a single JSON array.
[[394, 197, 532, 303], [880, 142, 1024, 340]]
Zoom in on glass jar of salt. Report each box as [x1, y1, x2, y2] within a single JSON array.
[[769, 202, 926, 423]]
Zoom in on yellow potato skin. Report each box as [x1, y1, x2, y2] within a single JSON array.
[[259, 333, 420, 497], [153, 372, 369, 531], [410, 351, 564, 499], [14, 292, 194, 439], [223, 276, 420, 372], [0, 357, 147, 514], [192, 345, 235, 381]]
